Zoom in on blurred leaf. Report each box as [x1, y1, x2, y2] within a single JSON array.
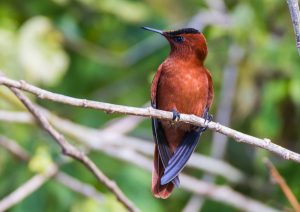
[[19, 16, 69, 86], [235, 64, 257, 117], [71, 196, 126, 212], [51, 0, 70, 6], [0, 28, 20, 77], [251, 81, 286, 138], [231, 4, 255, 42], [29, 146, 54, 174], [76, 0, 150, 23]]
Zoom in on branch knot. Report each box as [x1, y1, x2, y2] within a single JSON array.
[[19, 80, 26, 87], [82, 99, 88, 107], [263, 138, 271, 146]]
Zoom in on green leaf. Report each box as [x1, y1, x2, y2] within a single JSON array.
[[19, 16, 69, 86]]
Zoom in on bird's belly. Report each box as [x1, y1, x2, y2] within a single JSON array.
[[157, 71, 208, 117]]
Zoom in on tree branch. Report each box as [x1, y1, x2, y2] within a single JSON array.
[[0, 110, 33, 123], [54, 172, 104, 203], [0, 165, 58, 211], [7, 87, 139, 212], [0, 135, 30, 161], [1, 76, 300, 164], [264, 158, 300, 211]]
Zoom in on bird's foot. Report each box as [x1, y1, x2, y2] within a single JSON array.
[[172, 109, 180, 121], [170, 109, 180, 126], [198, 108, 213, 133]]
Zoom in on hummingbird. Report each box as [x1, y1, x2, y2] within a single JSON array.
[[143, 26, 214, 198]]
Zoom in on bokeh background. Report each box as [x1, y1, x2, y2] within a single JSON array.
[[0, 0, 300, 211]]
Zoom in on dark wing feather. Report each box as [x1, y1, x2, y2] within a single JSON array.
[[151, 103, 180, 187]]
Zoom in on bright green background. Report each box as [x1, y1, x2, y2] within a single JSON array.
[[0, 0, 300, 211]]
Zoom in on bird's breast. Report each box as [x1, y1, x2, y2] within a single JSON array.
[[156, 64, 209, 118]]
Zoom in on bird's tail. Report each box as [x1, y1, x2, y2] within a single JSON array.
[[160, 128, 203, 185], [151, 146, 174, 199]]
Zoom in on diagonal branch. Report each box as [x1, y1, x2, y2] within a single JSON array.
[[1, 76, 300, 164], [264, 158, 300, 211], [0, 135, 30, 161], [7, 87, 139, 212], [0, 165, 58, 211]]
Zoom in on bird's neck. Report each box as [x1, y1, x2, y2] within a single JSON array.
[[168, 50, 205, 67], [163, 55, 206, 73]]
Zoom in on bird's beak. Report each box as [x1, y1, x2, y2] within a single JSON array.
[[142, 26, 163, 35]]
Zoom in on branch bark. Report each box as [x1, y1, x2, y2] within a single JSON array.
[[1, 76, 300, 165], [287, 0, 300, 55], [0, 110, 33, 123], [0, 135, 30, 161], [7, 87, 139, 212]]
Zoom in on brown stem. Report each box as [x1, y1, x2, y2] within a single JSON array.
[[264, 158, 300, 212]]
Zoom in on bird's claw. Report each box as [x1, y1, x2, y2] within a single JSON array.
[[172, 109, 180, 122], [198, 109, 212, 133]]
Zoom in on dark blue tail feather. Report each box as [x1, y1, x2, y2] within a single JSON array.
[[160, 127, 204, 185]]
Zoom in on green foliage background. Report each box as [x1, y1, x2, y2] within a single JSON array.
[[0, 0, 300, 211]]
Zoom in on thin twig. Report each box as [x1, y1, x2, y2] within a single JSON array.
[[7, 87, 139, 212], [0, 135, 30, 161], [0, 163, 104, 211], [287, 0, 300, 55], [264, 158, 300, 212], [0, 110, 33, 123], [1, 76, 300, 164], [0, 165, 58, 211], [55, 173, 104, 203]]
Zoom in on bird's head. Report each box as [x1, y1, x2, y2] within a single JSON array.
[[142, 27, 208, 62]]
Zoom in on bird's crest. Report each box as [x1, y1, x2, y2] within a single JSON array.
[[165, 28, 200, 36]]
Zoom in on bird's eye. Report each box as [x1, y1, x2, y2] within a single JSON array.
[[173, 36, 184, 43]]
